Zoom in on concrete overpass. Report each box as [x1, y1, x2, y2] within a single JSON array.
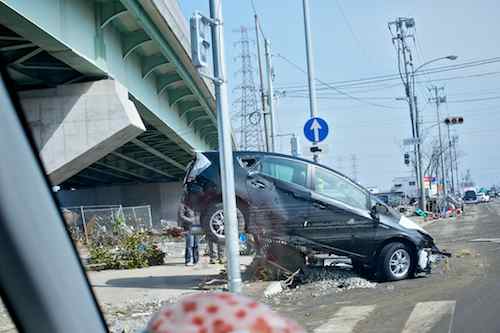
[[0, 0, 219, 189]]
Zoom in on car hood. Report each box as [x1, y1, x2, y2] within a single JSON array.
[[398, 215, 431, 236], [379, 213, 431, 237]]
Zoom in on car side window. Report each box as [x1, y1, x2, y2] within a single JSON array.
[[258, 157, 307, 187], [313, 167, 369, 210]]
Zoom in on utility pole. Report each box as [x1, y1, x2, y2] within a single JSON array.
[[389, 17, 425, 211], [254, 14, 270, 152], [351, 154, 358, 182], [337, 155, 344, 173], [429, 86, 447, 208], [264, 39, 276, 152], [446, 123, 454, 193], [414, 96, 425, 208], [302, 0, 320, 162], [453, 135, 460, 193], [208, 0, 242, 293], [275, 133, 299, 156]]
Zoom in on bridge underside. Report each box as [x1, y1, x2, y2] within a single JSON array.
[[0, 0, 219, 188]]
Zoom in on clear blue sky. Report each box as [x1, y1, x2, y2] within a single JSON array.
[[180, 0, 500, 190]]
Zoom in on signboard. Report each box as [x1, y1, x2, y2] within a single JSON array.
[[304, 117, 329, 143], [301, 143, 330, 156], [403, 138, 421, 146]]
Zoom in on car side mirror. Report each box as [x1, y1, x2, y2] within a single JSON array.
[[370, 203, 388, 220]]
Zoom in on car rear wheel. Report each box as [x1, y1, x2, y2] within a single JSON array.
[[378, 242, 413, 281], [202, 203, 245, 244]]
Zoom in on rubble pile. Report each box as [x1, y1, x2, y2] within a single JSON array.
[[302, 268, 377, 295], [264, 266, 377, 302], [102, 297, 178, 333], [0, 302, 16, 333]]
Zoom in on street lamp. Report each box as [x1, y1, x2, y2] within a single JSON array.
[[413, 55, 458, 75], [411, 55, 457, 211]]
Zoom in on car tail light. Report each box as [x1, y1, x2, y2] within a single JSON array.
[[184, 152, 211, 183]]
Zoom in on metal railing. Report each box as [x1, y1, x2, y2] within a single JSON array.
[[61, 205, 152, 245]]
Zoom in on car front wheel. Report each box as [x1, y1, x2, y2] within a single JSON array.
[[378, 242, 413, 281]]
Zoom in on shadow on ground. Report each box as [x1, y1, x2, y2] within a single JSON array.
[[102, 274, 221, 289]]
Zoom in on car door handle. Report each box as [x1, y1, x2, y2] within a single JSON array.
[[292, 191, 309, 199], [250, 180, 266, 189], [313, 201, 326, 209]]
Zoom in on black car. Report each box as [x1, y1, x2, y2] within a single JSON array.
[[178, 151, 446, 281]]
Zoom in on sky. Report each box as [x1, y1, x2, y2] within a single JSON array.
[[179, 0, 500, 190]]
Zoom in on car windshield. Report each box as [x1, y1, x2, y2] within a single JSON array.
[[371, 195, 401, 219], [465, 191, 477, 198], [2, 1, 499, 333]]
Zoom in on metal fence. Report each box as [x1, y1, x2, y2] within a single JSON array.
[[61, 205, 152, 244]]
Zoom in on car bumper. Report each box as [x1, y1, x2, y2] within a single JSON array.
[[417, 244, 451, 274]]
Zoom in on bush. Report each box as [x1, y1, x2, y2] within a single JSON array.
[[88, 231, 165, 270]]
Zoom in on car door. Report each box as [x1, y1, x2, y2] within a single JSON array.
[[246, 156, 311, 238], [306, 166, 376, 258]]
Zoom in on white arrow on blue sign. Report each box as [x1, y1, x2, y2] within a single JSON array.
[[303, 117, 329, 143]]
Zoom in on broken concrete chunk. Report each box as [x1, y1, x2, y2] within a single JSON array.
[[264, 281, 284, 297]]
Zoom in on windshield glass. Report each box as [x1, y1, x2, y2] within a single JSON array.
[[371, 195, 401, 219], [465, 191, 477, 198]]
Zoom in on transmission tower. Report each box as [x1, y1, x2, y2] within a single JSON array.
[[232, 26, 265, 151]]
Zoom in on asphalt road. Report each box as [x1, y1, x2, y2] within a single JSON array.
[[266, 200, 500, 333]]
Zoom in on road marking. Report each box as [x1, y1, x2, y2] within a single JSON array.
[[470, 238, 500, 243], [401, 301, 456, 333], [313, 305, 375, 333]]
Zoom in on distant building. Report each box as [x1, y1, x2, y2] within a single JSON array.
[[391, 176, 418, 199]]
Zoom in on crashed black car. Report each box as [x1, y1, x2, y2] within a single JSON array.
[[178, 151, 447, 281]]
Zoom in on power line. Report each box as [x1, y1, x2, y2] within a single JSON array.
[[278, 70, 500, 97], [447, 95, 500, 103], [275, 53, 401, 109], [275, 56, 500, 90], [334, 0, 372, 64]]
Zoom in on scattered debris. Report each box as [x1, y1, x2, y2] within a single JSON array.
[[297, 267, 377, 291], [197, 278, 227, 291], [130, 312, 152, 318], [264, 281, 284, 297], [103, 297, 180, 333], [456, 249, 472, 257]]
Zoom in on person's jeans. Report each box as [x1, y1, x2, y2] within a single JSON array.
[[208, 239, 224, 260], [185, 232, 199, 264]]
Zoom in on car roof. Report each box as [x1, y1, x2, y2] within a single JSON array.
[[202, 150, 366, 192]]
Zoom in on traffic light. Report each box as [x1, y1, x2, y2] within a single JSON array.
[[444, 116, 464, 125], [190, 12, 211, 68], [404, 153, 410, 165]]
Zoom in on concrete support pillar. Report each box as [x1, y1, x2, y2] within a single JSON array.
[[20, 79, 145, 185]]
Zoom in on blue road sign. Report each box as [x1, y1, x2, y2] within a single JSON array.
[[304, 117, 329, 143]]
